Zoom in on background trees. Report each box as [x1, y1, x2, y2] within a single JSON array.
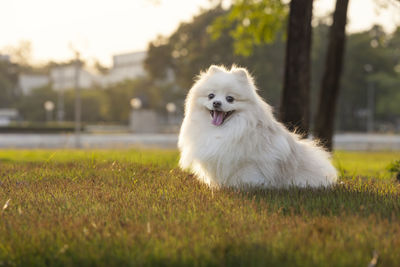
[[145, 6, 286, 107], [209, 0, 349, 144], [314, 0, 350, 150], [144, 2, 400, 135], [1, 2, 399, 136], [280, 0, 313, 136], [0, 60, 19, 108]]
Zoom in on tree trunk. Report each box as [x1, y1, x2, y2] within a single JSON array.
[[280, 0, 313, 137], [314, 0, 350, 151]]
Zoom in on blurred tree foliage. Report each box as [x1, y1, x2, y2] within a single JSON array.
[[0, 60, 19, 108], [144, 6, 286, 107], [17, 85, 56, 121], [16, 77, 177, 123], [3, 40, 33, 67], [314, 0, 350, 150], [337, 25, 400, 131], [63, 89, 109, 122], [210, 0, 287, 56], [1, 5, 399, 131], [145, 5, 400, 132]]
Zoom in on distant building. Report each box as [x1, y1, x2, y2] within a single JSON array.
[[99, 51, 147, 86], [18, 74, 49, 95], [0, 54, 10, 62], [17, 63, 98, 95], [50, 64, 98, 90], [0, 108, 19, 126], [16, 50, 174, 93]]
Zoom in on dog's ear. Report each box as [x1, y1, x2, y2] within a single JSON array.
[[207, 65, 224, 74], [231, 67, 250, 82]]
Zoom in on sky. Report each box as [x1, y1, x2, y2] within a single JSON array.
[[1, 0, 399, 67]]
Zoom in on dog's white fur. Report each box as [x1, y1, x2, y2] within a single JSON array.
[[178, 65, 337, 188]]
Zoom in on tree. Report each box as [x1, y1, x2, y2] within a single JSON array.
[[334, 26, 394, 132], [280, 0, 313, 136], [146, 7, 239, 90], [17, 85, 57, 121], [102, 78, 165, 122], [0, 60, 19, 108], [3, 40, 33, 67], [144, 2, 400, 137], [369, 27, 400, 126], [145, 5, 287, 108], [314, 0, 350, 150], [374, 72, 400, 120], [145, 37, 173, 82], [210, 0, 287, 56], [93, 60, 110, 75], [63, 89, 109, 123]]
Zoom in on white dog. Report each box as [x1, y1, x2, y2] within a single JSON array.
[[178, 65, 337, 188]]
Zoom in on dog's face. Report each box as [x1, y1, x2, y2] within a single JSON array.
[[190, 65, 257, 127]]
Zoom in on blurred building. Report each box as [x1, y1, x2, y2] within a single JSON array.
[[18, 74, 49, 95], [99, 51, 147, 86], [17, 63, 99, 96], [16, 51, 173, 93], [0, 54, 10, 62], [50, 64, 97, 90]]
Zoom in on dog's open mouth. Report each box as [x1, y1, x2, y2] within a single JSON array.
[[210, 110, 234, 126]]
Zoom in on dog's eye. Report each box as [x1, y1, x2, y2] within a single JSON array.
[[226, 96, 235, 103], [208, 93, 215, 100]]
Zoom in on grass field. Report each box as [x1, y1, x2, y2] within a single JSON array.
[[0, 149, 399, 267]]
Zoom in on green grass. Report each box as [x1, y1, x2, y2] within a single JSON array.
[[0, 149, 399, 267], [333, 151, 400, 178]]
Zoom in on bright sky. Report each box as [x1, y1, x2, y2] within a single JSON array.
[[1, 0, 399, 66]]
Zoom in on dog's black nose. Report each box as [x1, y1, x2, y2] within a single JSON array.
[[213, 101, 221, 108]]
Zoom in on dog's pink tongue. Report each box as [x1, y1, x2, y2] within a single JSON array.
[[212, 111, 224, 126]]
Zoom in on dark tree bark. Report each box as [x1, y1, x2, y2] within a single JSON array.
[[314, 0, 350, 151], [280, 0, 313, 137]]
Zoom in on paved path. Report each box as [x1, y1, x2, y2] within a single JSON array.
[[0, 133, 178, 149], [333, 133, 400, 151], [0, 133, 400, 150]]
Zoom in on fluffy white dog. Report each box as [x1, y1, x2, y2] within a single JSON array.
[[178, 65, 337, 188]]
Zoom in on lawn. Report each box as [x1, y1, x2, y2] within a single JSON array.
[[0, 149, 399, 267]]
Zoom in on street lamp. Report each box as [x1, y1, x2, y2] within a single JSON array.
[[166, 102, 176, 113], [130, 98, 142, 110], [129, 98, 142, 133], [166, 102, 176, 124], [44, 101, 55, 122]]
